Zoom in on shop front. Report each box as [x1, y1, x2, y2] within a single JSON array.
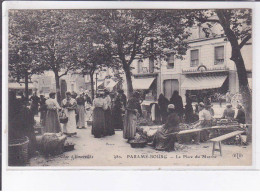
[[181, 71, 229, 103]]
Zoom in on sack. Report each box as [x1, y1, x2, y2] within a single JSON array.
[[59, 110, 68, 124]]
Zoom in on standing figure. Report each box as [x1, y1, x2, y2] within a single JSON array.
[[226, 90, 231, 103], [112, 93, 124, 130], [18, 101, 37, 157], [197, 102, 212, 142], [123, 92, 142, 141], [118, 89, 127, 109], [44, 92, 62, 133], [104, 89, 114, 136], [158, 93, 169, 124], [150, 103, 161, 124], [92, 92, 106, 138], [184, 93, 193, 124], [30, 92, 40, 116], [76, 93, 86, 129], [236, 104, 246, 124], [39, 95, 47, 126], [61, 92, 77, 136], [170, 91, 184, 122]]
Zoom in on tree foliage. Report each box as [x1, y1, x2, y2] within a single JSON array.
[[85, 9, 191, 96]]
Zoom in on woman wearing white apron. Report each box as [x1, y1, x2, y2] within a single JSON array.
[[61, 92, 77, 136]]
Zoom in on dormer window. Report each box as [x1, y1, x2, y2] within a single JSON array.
[[215, 46, 224, 65]]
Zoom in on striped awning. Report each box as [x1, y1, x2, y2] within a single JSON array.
[[132, 77, 155, 90], [181, 75, 227, 90]]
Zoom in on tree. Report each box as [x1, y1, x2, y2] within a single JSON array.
[[86, 10, 190, 97], [32, 10, 82, 103], [187, 9, 252, 140], [9, 10, 46, 98], [68, 15, 118, 100]]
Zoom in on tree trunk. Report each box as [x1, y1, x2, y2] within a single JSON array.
[[54, 72, 61, 104], [123, 64, 133, 98], [232, 49, 252, 142], [90, 72, 95, 101], [24, 71, 29, 100]]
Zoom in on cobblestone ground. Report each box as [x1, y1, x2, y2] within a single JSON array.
[[30, 103, 251, 167]]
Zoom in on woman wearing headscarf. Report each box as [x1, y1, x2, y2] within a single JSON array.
[[44, 92, 62, 133], [92, 91, 106, 138], [61, 92, 77, 136], [104, 89, 115, 136], [158, 94, 169, 124], [112, 92, 124, 130], [152, 104, 180, 151], [123, 91, 142, 141]]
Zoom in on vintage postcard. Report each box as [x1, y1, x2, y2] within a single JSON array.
[[3, 2, 254, 169]]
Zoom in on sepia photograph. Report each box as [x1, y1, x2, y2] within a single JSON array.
[[6, 7, 253, 167]]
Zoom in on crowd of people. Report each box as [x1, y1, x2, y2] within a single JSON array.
[[9, 87, 247, 157]]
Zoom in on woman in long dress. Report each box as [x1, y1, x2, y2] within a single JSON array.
[[152, 104, 180, 151], [123, 92, 142, 141], [92, 92, 106, 138], [76, 93, 86, 129], [104, 90, 115, 136], [112, 93, 124, 130], [44, 92, 62, 133], [61, 92, 77, 136]]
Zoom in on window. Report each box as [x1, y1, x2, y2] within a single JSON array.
[[167, 54, 175, 69], [137, 59, 143, 73], [190, 49, 199, 67], [215, 46, 224, 65]]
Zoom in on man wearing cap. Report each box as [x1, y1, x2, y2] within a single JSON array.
[[222, 103, 235, 119]]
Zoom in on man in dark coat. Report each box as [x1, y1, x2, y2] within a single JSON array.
[[236, 104, 245, 124], [170, 91, 184, 122]]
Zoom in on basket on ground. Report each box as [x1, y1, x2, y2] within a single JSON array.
[[8, 136, 29, 166]]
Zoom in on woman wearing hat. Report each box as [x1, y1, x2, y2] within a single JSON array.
[[123, 91, 142, 141], [44, 92, 62, 133], [152, 104, 180, 151], [61, 92, 77, 136], [92, 91, 106, 138]]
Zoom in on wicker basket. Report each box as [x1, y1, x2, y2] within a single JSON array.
[[8, 136, 29, 166]]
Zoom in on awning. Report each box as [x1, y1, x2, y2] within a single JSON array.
[[181, 75, 227, 90], [132, 77, 155, 90], [106, 79, 117, 91], [8, 83, 34, 89], [248, 78, 252, 89]]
